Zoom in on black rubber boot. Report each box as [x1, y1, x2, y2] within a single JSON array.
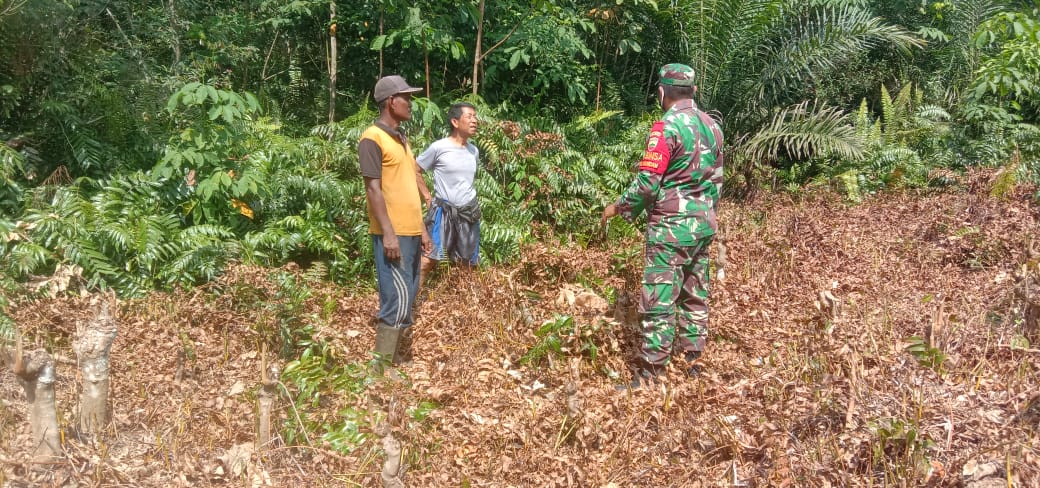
[[683, 350, 703, 377]]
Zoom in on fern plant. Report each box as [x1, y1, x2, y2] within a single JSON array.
[[10, 173, 237, 296], [470, 103, 646, 247], [795, 83, 959, 198]]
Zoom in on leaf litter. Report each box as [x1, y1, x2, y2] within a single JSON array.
[[2, 179, 1038, 487]]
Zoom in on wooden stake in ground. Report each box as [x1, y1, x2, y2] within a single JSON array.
[[257, 343, 280, 449], [1017, 249, 1038, 342], [13, 332, 62, 461], [73, 297, 118, 434]]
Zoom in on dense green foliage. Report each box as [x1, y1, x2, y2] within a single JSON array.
[[1, 0, 1038, 305]]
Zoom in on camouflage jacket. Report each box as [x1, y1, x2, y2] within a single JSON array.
[[616, 99, 724, 245]]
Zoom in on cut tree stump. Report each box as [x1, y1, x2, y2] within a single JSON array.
[[378, 423, 404, 488], [14, 346, 62, 462], [74, 297, 118, 435]]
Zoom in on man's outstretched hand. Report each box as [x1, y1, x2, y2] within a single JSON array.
[[600, 203, 618, 227]]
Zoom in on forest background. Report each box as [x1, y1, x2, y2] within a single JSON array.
[[1, 0, 1039, 486], [1, 0, 1038, 301]]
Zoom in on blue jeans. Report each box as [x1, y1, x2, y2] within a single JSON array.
[[372, 234, 421, 328]]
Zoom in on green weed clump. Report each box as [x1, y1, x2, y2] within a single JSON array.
[[869, 416, 938, 483], [904, 335, 947, 374], [521, 314, 612, 367], [280, 345, 374, 453]]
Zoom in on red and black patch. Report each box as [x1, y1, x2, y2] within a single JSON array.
[[638, 121, 670, 174]]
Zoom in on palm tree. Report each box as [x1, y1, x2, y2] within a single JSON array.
[[661, 0, 924, 191]]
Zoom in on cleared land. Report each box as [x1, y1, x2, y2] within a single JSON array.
[[2, 179, 1038, 487]]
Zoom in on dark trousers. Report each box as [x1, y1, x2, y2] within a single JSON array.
[[372, 234, 421, 328]]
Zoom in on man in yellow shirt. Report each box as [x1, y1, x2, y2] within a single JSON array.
[[358, 75, 432, 364]]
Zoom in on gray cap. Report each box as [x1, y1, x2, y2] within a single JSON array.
[[374, 75, 422, 103]]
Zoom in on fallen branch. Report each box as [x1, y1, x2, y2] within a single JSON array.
[[264, 444, 360, 465]]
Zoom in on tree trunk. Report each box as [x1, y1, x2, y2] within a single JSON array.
[[594, 40, 606, 112], [423, 30, 431, 97], [471, 0, 485, 96], [472, 4, 526, 97], [15, 347, 62, 461], [73, 298, 118, 434], [328, 2, 337, 123], [379, 8, 385, 77], [1020, 248, 1039, 342], [595, 68, 602, 112], [166, 0, 181, 73]]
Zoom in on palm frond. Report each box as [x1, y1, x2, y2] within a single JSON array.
[[760, 6, 923, 105], [744, 101, 866, 162], [681, 0, 784, 109]]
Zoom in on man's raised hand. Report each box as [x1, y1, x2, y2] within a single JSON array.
[[600, 203, 618, 227]]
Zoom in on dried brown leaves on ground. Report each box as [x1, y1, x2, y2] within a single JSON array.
[[2, 184, 1038, 487]]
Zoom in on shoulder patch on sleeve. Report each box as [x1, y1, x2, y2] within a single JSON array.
[[638, 121, 670, 174]]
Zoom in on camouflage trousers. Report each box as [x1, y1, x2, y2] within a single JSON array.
[[639, 237, 713, 366]]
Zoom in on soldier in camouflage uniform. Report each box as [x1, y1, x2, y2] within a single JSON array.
[[601, 63, 724, 389]]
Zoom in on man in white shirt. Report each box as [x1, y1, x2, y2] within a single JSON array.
[[417, 102, 481, 285]]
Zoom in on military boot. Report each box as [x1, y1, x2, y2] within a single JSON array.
[[683, 350, 703, 377], [616, 359, 664, 391]]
